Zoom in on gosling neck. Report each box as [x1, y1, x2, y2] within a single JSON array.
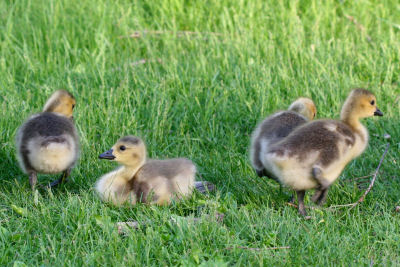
[[341, 113, 361, 129], [340, 99, 365, 131], [118, 159, 146, 181], [340, 111, 368, 142]]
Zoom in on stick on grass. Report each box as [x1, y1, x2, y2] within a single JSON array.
[[344, 14, 372, 42], [330, 143, 390, 210], [224, 246, 290, 251], [120, 30, 223, 39]]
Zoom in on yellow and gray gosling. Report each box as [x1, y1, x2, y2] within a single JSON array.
[[250, 97, 316, 179], [264, 89, 383, 216], [16, 90, 79, 189], [95, 136, 196, 206]]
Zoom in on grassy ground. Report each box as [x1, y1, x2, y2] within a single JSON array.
[[0, 0, 399, 265]]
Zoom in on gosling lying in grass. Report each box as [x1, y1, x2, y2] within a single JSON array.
[[95, 136, 196, 206], [264, 89, 383, 216], [16, 90, 79, 189], [250, 97, 316, 179]]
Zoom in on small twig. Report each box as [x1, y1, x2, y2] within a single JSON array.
[[175, 31, 223, 38], [344, 14, 372, 42], [130, 58, 162, 67], [329, 143, 389, 210], [369, 258, 374, 267], [116, 213, 224, 235], [343, 174, 373, 183], [225, 246, 290, 251], [116, 221, 139, 234], [286, 202, 319, 211], [378, 18, 400, 30], [194, 181, 216, 194], [349, 143, 389, 209], [394, 95, 400, 105], [120, 30, 223, 39], [111, 58, 163, 72], [328, 203, 355, 209]]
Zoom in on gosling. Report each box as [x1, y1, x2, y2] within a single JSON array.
[[264, 89, 383, 216], [95, 136, 196, 206], [250, 97, 316, 179], [16, 90, 79, 189]]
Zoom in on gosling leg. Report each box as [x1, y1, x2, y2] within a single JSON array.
[[256, 169, 268, 178], [315, 188, 329, 206], [311, 187, 322, 203], [312, 167, 330, 189], [29, 172, 37, 190], [296, 190, 307, 216], [49, 168, 71, 188], [311, 167, 330, 205], [288, 194, 295, 204]]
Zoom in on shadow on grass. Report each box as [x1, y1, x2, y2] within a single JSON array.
[[0, 148, 82, 195], [0, 148, 23, 182]]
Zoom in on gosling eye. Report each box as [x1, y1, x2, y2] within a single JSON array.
[[119, 145, 126, 151], [370, 100, 375, 105], [72, 104, 75, 109]]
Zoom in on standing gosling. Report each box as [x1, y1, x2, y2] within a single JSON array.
[[250, 97, 316, 179], [95, 136, 196, 206], [16, 90, 79, 189], [264, 89, 383, 216]]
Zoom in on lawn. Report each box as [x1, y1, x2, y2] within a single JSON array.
[[0, 0, 399, 265]]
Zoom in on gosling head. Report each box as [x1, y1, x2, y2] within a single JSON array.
[[341, 88, 383, 121], [288, 97, 317, 120], [99, 136, 146, 168], [43, 90, 76, 118]]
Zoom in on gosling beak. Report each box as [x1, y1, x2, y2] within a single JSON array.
[[99, 149, 115, 160], [374, 108, 383, 117]]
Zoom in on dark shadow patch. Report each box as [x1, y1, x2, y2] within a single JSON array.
[[0, 148, 22, 181]]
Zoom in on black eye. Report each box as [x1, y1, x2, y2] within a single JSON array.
[[119, 145, 126, 151], [370, 100, 375, 105], [72, 104, 75, 109]]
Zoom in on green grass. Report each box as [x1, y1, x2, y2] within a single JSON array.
[[0, 0, 399, 265]]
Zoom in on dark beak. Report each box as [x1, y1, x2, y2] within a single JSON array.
[[99, 149, 115, 160], [374, 108, 383, 117]]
